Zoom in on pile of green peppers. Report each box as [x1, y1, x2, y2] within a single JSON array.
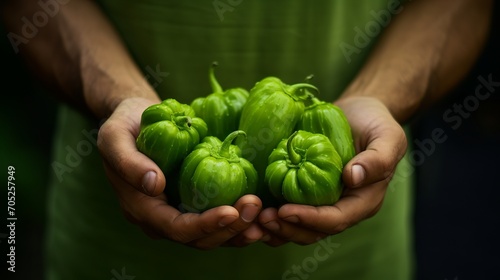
[[136, 63, 356, 212]]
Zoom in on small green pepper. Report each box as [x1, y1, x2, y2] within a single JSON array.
[[136, 99, 208, 176], [297, 97, 356, 166], [179, 130, 257, 213], [265, 130, 343, 206], [236, 77, 318, 204], [191, 62, 249, 140]]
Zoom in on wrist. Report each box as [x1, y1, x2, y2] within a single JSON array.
[[339, 64, 431, 124], [80, 61, 161, 118]]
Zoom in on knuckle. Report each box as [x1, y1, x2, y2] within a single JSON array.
[[164, 229, 190, 244], [225, 226, 241, 235], [199, 223, 218, 236], [396, 131, 408, 157], [399, 130, 408, 150], [331, 222, 350, 234], [96, 122, 113, 152], [380, 157, 395, 175], [279, 228, 296, 240], [376, 156, 397, 184], [165, 214, 217, 244], [365, 204, 383, 219], [382, 169, 395, 182], [114, 152, 131, 176]]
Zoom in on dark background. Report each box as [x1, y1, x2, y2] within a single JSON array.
[[412, 3, 500, 280], [1, 3, 499, 280]]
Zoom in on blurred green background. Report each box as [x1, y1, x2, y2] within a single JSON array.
[[412, 3, 500, 279], [1, 3, 499, 280]]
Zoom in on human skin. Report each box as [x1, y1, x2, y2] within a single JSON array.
[[1, 0, 493, 248], [258, 0, 493, 245]]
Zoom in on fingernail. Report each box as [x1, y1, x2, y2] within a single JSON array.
[[264, 221, 280, 232], [351, 164, 365, 186], [283, 215, 299, 223], [141, 171, 157, 195], [241, 204, 259, 223], [219, 216, 237, 227]]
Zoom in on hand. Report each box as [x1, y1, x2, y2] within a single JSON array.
[[97, 97, 265, 249], [259, 96, 408, 246]]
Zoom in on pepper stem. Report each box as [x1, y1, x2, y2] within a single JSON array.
[[311, 96, 323, 105], [209, 61, 224, 93], [303, 75, 317, 102], [303, 95, 324, 109], [287, 83, 319, 101], [287, 131, 302, 165], [173, 116, 192, 129], [219, 130, 246, 158]]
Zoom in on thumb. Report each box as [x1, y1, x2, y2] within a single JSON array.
[[342, 126, 407, 188], [97, 98, 166, 196]]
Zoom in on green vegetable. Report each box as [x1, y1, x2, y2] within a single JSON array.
[[179, 130, 257, 212], [191, 62, 249, 140], [265, 130, 343, 206], [297, 97, 356, 166], [136, 98, 208, 176], [237, 77, 318, 204]]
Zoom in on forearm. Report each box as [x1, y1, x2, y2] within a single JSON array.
[[340, 0, 493, 123], [2, 0, 158, 118]]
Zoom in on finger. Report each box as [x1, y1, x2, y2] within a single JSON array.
[[259, 208, 327, 245], [258, 209, 289, 247], [276, 181, 386, 234], [240, 223, 265, 243], [191, 195, 264, 249], [343, 122, 407, 188], [148, 203, 241, 246], [228, 195, 264, 240], [104, 162, 240, 245], [222, 223, 263, 247], [263, 235, 289, 247], [231, 195, 262, 227], [120, 204, 168, 238], [98, 114, 166, 196]]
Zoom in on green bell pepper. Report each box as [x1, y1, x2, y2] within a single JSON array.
[[265, 130, 343, 206], [236, 77, 318, 204], [136, 98, 208, 176], [191, 62, 249, 140], [179, 130, 257, 213], [297, 97, 356, 166]]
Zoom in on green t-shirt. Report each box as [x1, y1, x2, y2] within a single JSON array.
[[46, 1, 414, 279]]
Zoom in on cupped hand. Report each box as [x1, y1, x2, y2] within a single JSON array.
[[259, 96, 408, 246], [97, 97, 265, 249]]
